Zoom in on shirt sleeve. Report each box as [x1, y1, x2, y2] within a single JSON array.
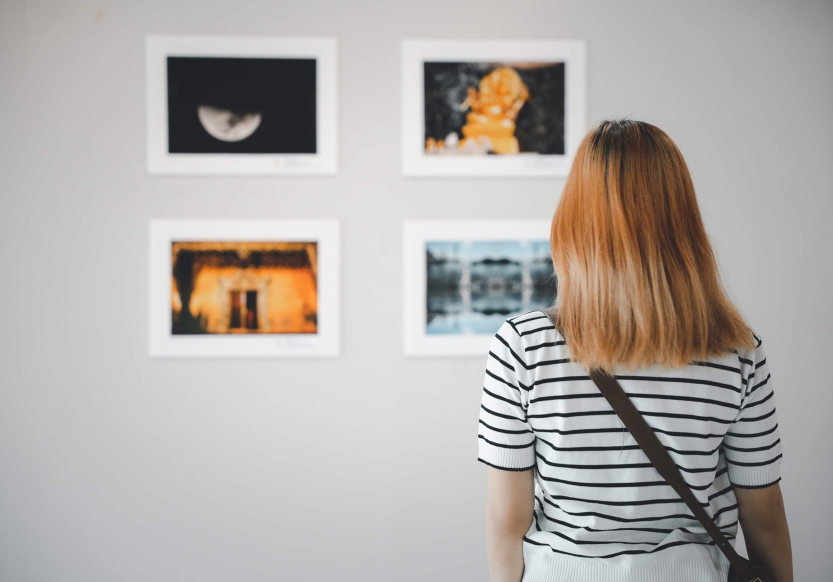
[[723, 334, 782, 488], [477, 321, 535, 471]]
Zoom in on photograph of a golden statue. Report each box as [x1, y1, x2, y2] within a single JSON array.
[[401, 40, 586, 177], [423, 60, 563, 158], [460, 67, 529, 154], [427, 67, 530, 156]]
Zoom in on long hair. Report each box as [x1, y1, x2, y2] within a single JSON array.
[[550, 119, 753, 372]]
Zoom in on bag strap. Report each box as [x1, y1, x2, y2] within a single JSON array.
[[540, 309, 755, 581]]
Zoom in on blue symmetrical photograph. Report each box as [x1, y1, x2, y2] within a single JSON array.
[[426, 240, 555, 335]]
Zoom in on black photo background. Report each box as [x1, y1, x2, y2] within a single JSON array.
[[167, 57, 317, 154], [423, 62, 565, 155]]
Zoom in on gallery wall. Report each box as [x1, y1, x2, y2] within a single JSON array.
[[1, 0, 831, 580]]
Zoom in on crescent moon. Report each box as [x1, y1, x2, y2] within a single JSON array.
[[197, 105, 262, 142]]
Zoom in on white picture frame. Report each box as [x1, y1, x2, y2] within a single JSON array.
[[149, 220, 340, 357], [401, 39, 586, 178], [146, 35, 337, 175], [403, 220, 553, 357]]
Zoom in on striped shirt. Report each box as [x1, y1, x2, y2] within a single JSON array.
[[477, 311, 781, 582]]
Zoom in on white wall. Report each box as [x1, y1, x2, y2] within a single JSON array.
[[1, 1, 830, 580]]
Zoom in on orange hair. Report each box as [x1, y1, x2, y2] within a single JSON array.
[[550, 119, 753, 372]]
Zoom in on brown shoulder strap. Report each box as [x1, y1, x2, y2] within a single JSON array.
[[539, 309, 754, 580]]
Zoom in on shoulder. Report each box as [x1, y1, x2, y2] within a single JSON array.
[[734, 327, 764, 364], [504, 310, 558, 339], [492, 311, 563, 359], [731, 327, 767, 389]]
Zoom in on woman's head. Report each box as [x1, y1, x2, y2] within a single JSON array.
[[551, 119, 753, 371]]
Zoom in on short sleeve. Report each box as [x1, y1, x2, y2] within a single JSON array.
[[477, 321, 535, 471], [723, 335, 782, 488]]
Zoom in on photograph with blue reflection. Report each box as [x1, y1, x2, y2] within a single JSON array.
[[426, 240, 555, 335]]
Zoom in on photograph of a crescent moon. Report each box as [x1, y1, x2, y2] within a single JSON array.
[[196, 106, 262, 142], [166, 56, 317, 154]]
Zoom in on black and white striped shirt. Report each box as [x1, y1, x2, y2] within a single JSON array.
[[478, 312, 781, 582]]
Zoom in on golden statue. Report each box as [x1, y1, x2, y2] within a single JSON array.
[[459, 67, 529, 155]]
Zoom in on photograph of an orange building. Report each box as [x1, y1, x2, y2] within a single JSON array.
[[170, 241, 318, 335]]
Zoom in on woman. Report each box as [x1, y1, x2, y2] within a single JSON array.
[[478, 120, 792, 582]]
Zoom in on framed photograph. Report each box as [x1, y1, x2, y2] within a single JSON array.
[[403, 221, 555, 356], [149, 220, 339, 357], [401, 40, 586, 177], [146, 36, 337, 175]]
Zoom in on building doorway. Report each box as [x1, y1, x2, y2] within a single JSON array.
[[229, 290, 259, 331]]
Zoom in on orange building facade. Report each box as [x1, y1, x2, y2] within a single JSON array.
[[171, 241, 317, 335]]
